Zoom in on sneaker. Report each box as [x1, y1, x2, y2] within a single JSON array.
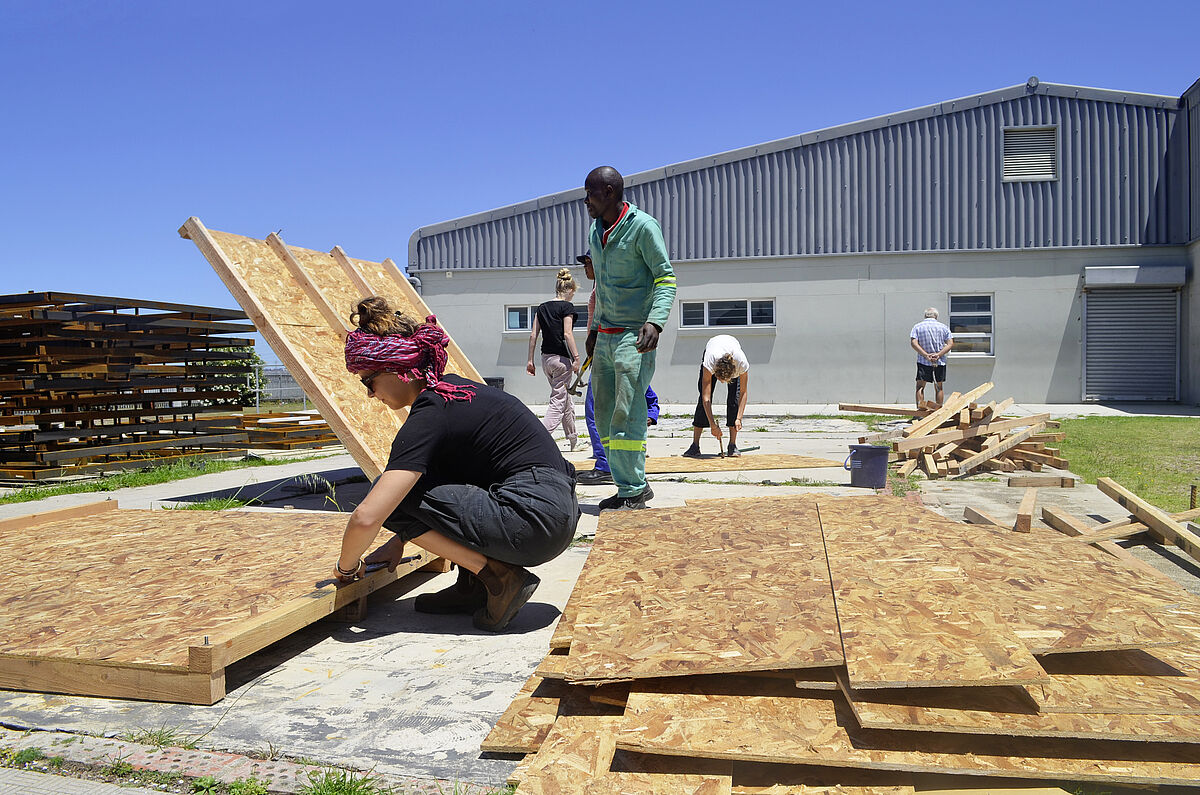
[[597, 486, 654, 511], [577, 468, 613, 485], [414, 566, 487, 615], [682, 444, 702, 458], [473, 561, 541, 632], [727, 443, 741, 457]]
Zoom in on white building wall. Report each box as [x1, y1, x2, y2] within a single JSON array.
[[418, 245, 1190, 405]]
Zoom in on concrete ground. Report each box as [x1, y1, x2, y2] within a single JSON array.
[[0, 401, 1197, 791]]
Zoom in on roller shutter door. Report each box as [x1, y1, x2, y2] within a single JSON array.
[[1082, 288, 1179, 401]]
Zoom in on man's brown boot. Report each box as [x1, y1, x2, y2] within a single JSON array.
[[473, 559, 540, 632], [414, 566, 487, 615]]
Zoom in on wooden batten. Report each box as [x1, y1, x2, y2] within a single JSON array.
[[1013, 488, 1038, 533], [1098, 477, 1200, 564], [0, 499, 116, 532]]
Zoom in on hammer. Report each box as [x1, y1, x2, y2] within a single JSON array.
[[567, 356, 592, 397]]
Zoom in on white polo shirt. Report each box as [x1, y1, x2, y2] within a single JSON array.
[[702, 335, 750, 377]]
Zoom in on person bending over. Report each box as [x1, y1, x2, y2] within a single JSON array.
[[336, 297, 580, 632], [683, 334, 750, 458]]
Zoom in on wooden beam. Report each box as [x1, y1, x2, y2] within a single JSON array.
[[1007, 475, 1075, 488], [0, 654, 223, 705], [1040, 506, 1183, 586], [902, 382, 994, 439], [894, 413, 1050, 453], [963, 506, 1005, 526], [1074, 506, 1200, 545], [838, 404, 928, 417], [954, 422, 1047, 476], [0, 500, 117, 532], [1013, 489, 1037, 533], [896, 457, 920, 477], [1097, 477, 1200, 564], [329, 245, 377, 299], [265, 233, 351, 336]]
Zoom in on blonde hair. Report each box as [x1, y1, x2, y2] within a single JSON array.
[[712, 354, 737, 383], [349, 296, 421, 336], [555, 267, 577, 298]]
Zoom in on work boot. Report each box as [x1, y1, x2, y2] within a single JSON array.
[[727, 443, 741, 457], [473, 559, 541, 632], [597, 486, 654, 511], [682, 444, 702, 458], [414, 566, 487, 615], [577, 468, 613, 485]]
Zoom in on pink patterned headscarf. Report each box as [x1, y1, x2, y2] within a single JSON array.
[[344, 315, 475, 403]]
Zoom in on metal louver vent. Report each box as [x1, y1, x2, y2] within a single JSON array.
[[1003, 127, 1057, 181]]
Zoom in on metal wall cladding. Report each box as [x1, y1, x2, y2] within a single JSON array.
[[412, 93, 1187, 271], [1184, 79, 1200, 242]]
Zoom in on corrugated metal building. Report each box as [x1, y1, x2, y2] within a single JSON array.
[[408, 78, 1200, 405]]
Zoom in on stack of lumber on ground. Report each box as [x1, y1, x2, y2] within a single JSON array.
[[841, 382, 1066, 479], [0, 292, 254, 481], [181, 218, 480, 479], [485, 494, 1200, 793], [215, 411, 339, 450], [0, 501, 448, 704]]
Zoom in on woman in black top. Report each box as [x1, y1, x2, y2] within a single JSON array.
[[336, 297, 580, 632], [526, 268, 582, 450]]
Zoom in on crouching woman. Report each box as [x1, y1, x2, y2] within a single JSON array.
[[335, 297, 580, 632]]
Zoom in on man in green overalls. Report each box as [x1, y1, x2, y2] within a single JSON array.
[[583, 166, 676, 510]]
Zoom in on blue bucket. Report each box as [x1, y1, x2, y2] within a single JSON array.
[[844, 444, 889, 489]]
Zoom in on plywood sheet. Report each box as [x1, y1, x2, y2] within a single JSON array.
[[575, 454, 843, 474], [481, 671, 622, 754], [515, 715, 733, 794], [182, 219, 480, 479], [819, 496, 1183, 655], [616, 687, 1200, 786], [0, 504, 429, 703], [561, 501, 844, 682]]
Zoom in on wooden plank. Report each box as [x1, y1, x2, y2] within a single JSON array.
[[265, 233, 352, 336], [559, 499, 844, 683], [1013, 489, 1037, 533], [902, 383, 993, 440], [1005, 448, 1069, 469], [1097, 477, 1200, 563], [954, 422, 1046, 476], [1039, 507, 1180, 586], [1073, 507, 1200, 544], [896, 457, 920, 477], [575, 454, 842, 474], [329, 245, 378, 299], [181, 218, 407, 479], [0, 506, 439, 703], [1007, 475, 1074, 488], [617, 687, 1200, 786], [818, 501, 1050, 689], [838, 404, 929, 417], [0, 499, 117, 532]]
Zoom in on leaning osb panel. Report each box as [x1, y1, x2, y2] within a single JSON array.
[[575, 454, 842, 474], [515, 715, 732, 795], [615, 690, 1200, 787], [839, 675, 1200, 742], [2, 507, 410, 667], [561, 500, 843, 683], [820, 496, 1183, 654]]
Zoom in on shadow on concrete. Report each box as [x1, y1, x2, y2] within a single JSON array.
[[169, 467, 369, 511]]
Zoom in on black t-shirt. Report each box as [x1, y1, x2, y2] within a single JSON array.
[[386, 374, 570, 488], [536, 300, 578, 357]]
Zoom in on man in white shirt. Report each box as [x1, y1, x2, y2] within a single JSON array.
[[910, 307, 954, 409], [683, 334, 750, 458]]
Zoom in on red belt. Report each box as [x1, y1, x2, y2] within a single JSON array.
[[597, 326, 628, 334]]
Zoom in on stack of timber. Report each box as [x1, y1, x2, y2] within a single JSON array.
[[0, 292, 254, 481], [181, 218, 480, 479], [842, 382, 1065, 479], [486, 494, 1200, 793], [216, 410, 340, 450], [0, 501, 447, 704]]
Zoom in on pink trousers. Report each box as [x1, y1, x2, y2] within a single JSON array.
[[541, 353, 576, 445]]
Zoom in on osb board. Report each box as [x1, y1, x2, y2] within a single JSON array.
[[481, 671, 622, 754], [183, 220, 480, 479], [574, 454, 843, 474], [515, 715, 732, 794], [615, 686, 1200, 786], [819, 502, 1048, 689], [838, 677, 1200, 742], [0, 505, 427, 703], [560, 501, 844, 682], [818, 496, 1183, 655]]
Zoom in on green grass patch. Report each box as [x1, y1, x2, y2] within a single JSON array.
[[1056, 417, 1200, 512], [0, 453, 338, 506], [300, 768, 391, 794], [120, 725, 198, 749], [10, 747, 44, 765], [169, 497, 257, 511]]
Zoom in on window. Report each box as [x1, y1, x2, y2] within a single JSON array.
[[948, 295, 993, 355], [504, 304, 589, 331], [679, 299, 775, 329], [1002, 126, 1057, 182]]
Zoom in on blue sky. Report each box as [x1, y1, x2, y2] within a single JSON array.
[[2, 1, 1196, 361]]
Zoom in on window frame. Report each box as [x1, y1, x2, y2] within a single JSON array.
[[947, 293, 994, 357], [503, 303, 589, 333], [678, 298, 776, 330]]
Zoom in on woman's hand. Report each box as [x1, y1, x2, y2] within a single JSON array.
[[334, 557, 365, 583], [571, 355, 581, 374], [526, 361, 536, 376]]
